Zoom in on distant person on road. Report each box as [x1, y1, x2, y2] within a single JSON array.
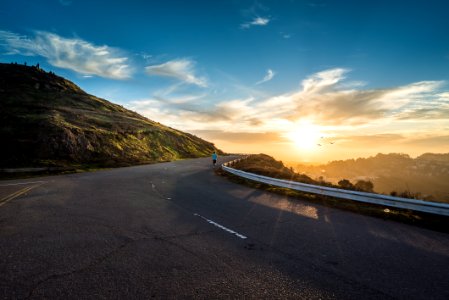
[[212, 151, 218, 166]]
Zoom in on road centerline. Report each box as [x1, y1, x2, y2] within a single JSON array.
[[193, 213, 247, 239], [0, 184, 41, 207]]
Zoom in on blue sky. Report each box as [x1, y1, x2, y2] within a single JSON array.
[[1, 0, 449, 162]]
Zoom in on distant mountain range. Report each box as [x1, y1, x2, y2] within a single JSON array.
[[0, 63, 220, 170], [292, 153, 449, 203]]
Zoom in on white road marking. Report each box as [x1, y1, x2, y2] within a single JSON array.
[[0, 181, 46, 187], [150, 181, 172, 200], [194, 213, 247, 239]]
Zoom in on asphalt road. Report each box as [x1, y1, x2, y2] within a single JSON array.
[[1, 156, 448, 299]]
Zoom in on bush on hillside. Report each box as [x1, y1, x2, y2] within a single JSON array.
[[230, 154, 376, 193], [232, 154, 325, 186]]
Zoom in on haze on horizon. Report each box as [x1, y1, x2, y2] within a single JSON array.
[[1, 0, 448, 164]]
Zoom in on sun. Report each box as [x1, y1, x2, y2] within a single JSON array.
[[285, 121, 323, 150]]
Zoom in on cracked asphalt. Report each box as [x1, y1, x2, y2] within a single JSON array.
[[1, 156, 449, 299]]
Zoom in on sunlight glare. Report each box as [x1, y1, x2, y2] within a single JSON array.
[[285, 121, 323, 150]]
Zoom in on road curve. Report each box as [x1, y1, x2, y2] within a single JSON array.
[[0, 156, 448, 299]]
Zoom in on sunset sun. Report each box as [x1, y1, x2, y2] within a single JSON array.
[[285, 121, 323, 150]]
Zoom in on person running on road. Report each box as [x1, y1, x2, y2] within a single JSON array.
[[212, 151, 218, 166]]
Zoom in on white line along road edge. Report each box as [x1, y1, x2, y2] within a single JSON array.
[[194, 213, 247, 239], [0, 181, 47, 187]]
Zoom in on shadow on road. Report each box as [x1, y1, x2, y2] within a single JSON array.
[[164, 163, 449, 299]]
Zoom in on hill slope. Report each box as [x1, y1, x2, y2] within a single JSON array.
[[0, 63, 219, 168]]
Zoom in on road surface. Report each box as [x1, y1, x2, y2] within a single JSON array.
[[1, 156, 448, 299]]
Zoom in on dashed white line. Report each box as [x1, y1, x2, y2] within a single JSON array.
[[150, 181, 172, 200], [194, 213, 247, 239]]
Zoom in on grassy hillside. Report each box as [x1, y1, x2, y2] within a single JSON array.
[[230, 154, 317, 184], [0, 63, 220, 169]]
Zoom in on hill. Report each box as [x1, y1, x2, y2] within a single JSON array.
[[0, 63, 220, 170], [230, 154, 317, 184], [229, 154, 375, 192], [292, 153, 449, 203]]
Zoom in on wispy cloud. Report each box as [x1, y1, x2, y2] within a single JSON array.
[[288, 70, 445, 125], [252, 17, 270, 26], [133, 69, 447, 160], [0, 30, 132, 79], [256, 69, 275, 85], [130, 68, 448, 138], [241, 17, 270, 29], [145, 59, 207, 87], [301, 68, 348, 94]]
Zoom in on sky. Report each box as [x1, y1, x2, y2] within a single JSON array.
[[1, 0, 449, 163]]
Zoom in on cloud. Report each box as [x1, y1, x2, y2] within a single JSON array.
[[402, 134, 449, 147], [335, 134, 407, 147], [241, 17, 270, 29], [394, 91, 449, 120], [191, 130, 284, 143], [284, 69, 446, 126], [0, 30, 132, 79], [334, 133, 449, 156], [301, 68, 348, 94], [130, 67, 449, 162], [145, 59, 207, 87], [256, 69, 275, 85], [251, 17, 270, 26], [130, 68, 448, 141]]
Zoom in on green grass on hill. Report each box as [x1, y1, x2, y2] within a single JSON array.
[[0, 63, 221, 170]]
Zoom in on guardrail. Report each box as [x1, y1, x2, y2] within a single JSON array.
[[222, 159, 449, 216]]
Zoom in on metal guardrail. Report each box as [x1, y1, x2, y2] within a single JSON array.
[[222, 159, 449, 216]]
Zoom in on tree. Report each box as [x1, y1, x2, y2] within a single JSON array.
[[399, 190, 421, 199], [338, 179, 354, 190], [354, 180, 374, 192]]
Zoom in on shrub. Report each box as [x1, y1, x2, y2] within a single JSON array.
[[338, 179, 354, 190], [354, 180, 374, 192]]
